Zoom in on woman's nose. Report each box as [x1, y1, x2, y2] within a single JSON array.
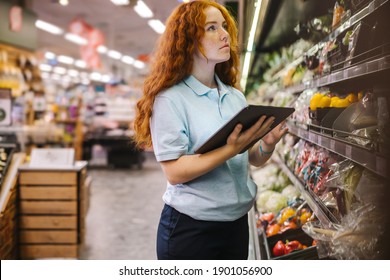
[[219, 28, 228, 41]]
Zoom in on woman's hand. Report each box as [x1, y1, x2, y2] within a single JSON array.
[[261, 121, 289, 150], [226, 115, 275, 154], [247, 120, 288, 167]]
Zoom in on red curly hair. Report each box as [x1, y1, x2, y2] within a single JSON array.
[[134, 0, 240, 148]]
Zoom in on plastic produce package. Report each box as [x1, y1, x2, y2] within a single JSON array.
[[302, 170, 386, 259], [333, 91, 378, 137]]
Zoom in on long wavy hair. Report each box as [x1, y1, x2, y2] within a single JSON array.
[[133, 0, 240, 148]]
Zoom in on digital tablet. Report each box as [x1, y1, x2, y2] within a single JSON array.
[[194, 105, 295, 154]]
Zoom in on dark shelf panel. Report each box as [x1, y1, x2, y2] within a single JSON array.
[[288, 124, 387, 178]]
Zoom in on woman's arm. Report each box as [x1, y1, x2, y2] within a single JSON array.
[[160, 115, 275, 185]]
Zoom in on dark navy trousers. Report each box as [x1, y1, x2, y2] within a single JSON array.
[[156, 204, 249, 260]]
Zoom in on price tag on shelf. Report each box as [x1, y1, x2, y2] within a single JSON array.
[[309, 133, 316, 142], [330, 139, 336, 150], [345, 145, 352, 158], [318, 136, 322, 145]]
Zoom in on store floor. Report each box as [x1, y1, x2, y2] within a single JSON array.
[[79, 152, 166, 260]]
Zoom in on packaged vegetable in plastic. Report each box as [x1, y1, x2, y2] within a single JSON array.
[[302, 203, 383, 259], [332, 1, 345, 30], [303, 169, 386, 259]]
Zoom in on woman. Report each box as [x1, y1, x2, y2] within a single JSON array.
[[134, 0, 287, 260]]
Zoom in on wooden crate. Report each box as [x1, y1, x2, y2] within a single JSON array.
[[19, 172, 77, 185], [19, 186, 77, 200], [20, 200, 77, 215], [19, 230, 77, 244], [19, 245, 78, 259], [18, 162, 88, 259], [0, 153, 26, 260], [0, 215, 17, 259], [79, 176, 91, 244], [19, 216, 77, 229]]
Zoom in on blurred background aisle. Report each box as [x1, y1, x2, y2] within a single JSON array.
[[80, 152, 165, 260]]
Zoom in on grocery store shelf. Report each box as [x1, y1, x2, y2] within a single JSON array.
[[288, 123, 387, 178], [307, 0, 389, 55], [309, 54, 390, 88], [280, 83, 306, 96], [272, 154, 338, 228], [271, 53, 390, 97], [264, 0, 390, 96], [329, 0, 388, 42]]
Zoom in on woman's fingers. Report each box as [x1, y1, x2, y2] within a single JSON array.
[[227, 123, 243, 143], [228, 116, 281, 150], [250, 116, 275, 139]]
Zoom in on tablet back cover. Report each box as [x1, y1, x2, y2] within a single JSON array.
[[194, 105, 295, 154]]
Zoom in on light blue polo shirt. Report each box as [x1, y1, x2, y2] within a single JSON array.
[[150, 75, 257, 221]]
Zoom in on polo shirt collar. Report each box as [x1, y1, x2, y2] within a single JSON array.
[[184, 74, 229, 96]]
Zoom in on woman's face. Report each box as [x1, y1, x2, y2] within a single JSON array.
[[194, 6, 230, 64]]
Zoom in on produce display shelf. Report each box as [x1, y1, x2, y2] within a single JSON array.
[[265, 0, 389, 97], [307, 0, 389, 55], [330, 0, 388, 41], [266, 50, 390, 97], [259, 227, 319, 260], [308, 54, 390, 88], [287, 124, 387, 178], [272, 154, 335, 228]]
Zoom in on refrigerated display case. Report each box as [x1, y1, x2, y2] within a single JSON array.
[[246, 0, 389, 259]]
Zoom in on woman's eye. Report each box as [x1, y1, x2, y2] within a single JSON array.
[[207, 25, 216, 31]]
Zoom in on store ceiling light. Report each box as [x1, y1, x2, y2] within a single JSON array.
[[59, 0, 69, 6], [80, 72, 89, 78], [57, 55, 74, 65], [51, 73, 61, 80], [90, 72, 102, 81], [133, 60, 145, 69], [148, 19, 165, 34], [44, 52, 56, 60], [64, 33, 88, 45], [133, 1, 153, 18], [101, 74, 111, 83], [53, 66, 67, 74], [110, 0, 129, 6], [241, 0, 263, 90], [107, 50, 122, 60], [35, 20, 64, 35], [121, 55, 135, 65], [68, 69, 79, 77], [97, 45, 108, 54], [39, 64, 52, 72], [81, 79, 90, 85], [75, 60, 87, 68]]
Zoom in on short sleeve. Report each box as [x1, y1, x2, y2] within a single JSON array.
[[150, 95, 189, 161]]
